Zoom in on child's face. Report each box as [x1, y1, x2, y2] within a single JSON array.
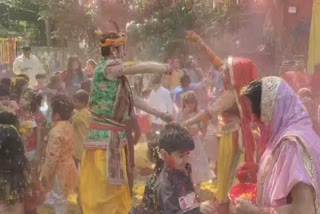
[[184, 101, 197, 113], [37, 78, 48, 88], [87, 63, 95, 72], [73, 98, 84, 110], [162, 149, 190, 171], [72, 61, 80, 71]]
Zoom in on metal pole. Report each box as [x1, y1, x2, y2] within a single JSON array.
[[45, 18, 51, 48]]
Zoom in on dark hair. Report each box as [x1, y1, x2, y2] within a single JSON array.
[[65, 56, 83, 85], [35, 73, 47, 80], [10, 77, 28, 100], [87, 59, 97, 67], [150, 75, 162, 85], [16, 74, 30, 82], [0, 111, 19, 128], [48, 75, 61, 90], [73, 90, 89, 105], [81, 80, 91, 93], [242, 80, 262, 118], [158, 123, 194, 154], [100, 32, 120, 57], [0, 125, 29, 203], [0, 84, 10, 97], [1, 78, 11, 88], [180, 73, 191, 87], [51, 94, 74, 120], [22, 89, 43, 113], [22, 46, 31, 52]]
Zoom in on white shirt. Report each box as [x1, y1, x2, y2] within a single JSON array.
[[13, 54, 44, 88], [148, 86, 174, 125]]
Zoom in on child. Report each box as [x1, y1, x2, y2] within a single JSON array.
[[0, 111, 19, 127], [0, 77, 12, 89], [72, 90, 90, 167], [44, 74, 65, 128], [40, 94, 79, 214], [18, 89, 45, 162], [83, 59, 96, 78], [47, 74, 65, 96], [17, 89, 46, 213], [10, 76, 29, 102], [0, 112, 29, 214], [157, 123, 216, 214], [0, 83, 20, 113], [81, 79, 91, 94], [179, 91, 214, 186], [34, 73, 48, 90]]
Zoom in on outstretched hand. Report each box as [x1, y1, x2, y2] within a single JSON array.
[[200, 200, 217, 214], [160, 112, 174, 123], [185, 31, 204, 47], [234, 198, 258, 214]]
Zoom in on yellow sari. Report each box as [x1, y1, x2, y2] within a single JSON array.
[[307, 0, 320, 73], [80, 149, 131, 214], [216, 129, 243, 202]]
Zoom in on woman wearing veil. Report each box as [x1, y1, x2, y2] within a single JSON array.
[[235, 76, 320, 214], [185, 32, 259, 206], [80, 30, 172, 214]]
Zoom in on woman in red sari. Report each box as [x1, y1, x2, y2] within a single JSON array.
[[184, 32, 259, 209], [185, 32, 258, 162]]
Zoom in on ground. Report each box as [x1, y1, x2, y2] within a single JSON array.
[[39, 181, 217, 213], [39, 139, 217, 213]]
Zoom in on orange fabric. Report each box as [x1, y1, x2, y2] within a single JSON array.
[[41, 121, 79, 195], [229, 58, 259, 163]]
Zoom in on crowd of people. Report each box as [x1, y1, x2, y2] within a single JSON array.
[[0, 29, 320, 214]]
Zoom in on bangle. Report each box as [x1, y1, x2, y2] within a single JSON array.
[[198, 111, 207, 122], [164, 64, 172, 75], [269, 207, 278, 214]]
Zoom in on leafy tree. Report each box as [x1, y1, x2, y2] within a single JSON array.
[[32, 0, 97, 50], [126, 0, 243, 61], [0, 0, 45, 43]]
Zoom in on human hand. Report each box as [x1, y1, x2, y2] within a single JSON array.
[[234, 198, 259, 214], [165, 64, 173, 75], [200, 200, 216, 214], [185, 31, 205, 47], [180, 120, 190, 128], [160, 112, 173, 123]]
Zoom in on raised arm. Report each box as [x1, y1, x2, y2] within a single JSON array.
[[125, 62, 169, 76], [186, 31, 224, 71], [183, 90, 236, 127], [104, 61, 169, 80], [133, 93, 172, 123]]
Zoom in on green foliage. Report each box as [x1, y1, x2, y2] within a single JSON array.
[[0, 0, 97, 47], [32, 0, 97, 48], [0, 0, 44, 41], [127, 0, 243, 60]]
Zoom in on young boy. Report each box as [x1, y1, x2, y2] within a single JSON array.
[[157, 123, 216, 214], [34, 73, 48, 90], [72, 90, 90, 167], [40, 94, 79, 214]]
